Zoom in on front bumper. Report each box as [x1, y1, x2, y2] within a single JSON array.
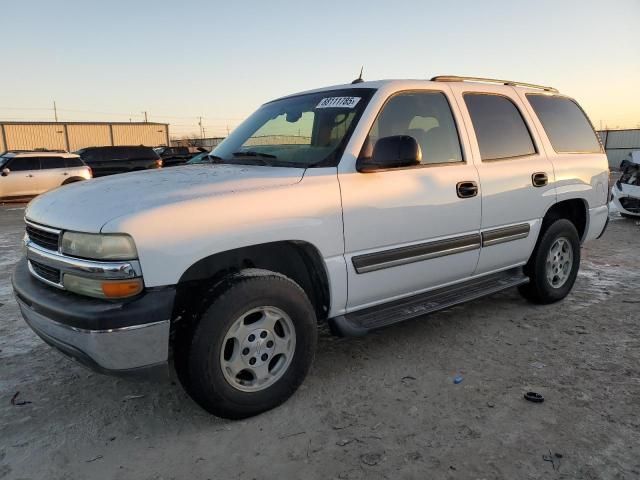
[[13, 259, 175, 376]]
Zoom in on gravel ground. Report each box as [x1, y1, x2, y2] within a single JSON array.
[[1, 204, 639, 480]]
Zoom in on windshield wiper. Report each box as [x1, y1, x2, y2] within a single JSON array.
[[231, 151, 278, 166], [232, 151, 277, 159]]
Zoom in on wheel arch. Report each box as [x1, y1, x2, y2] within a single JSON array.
[[61, 176, 86, 185], [172, 240, 331, 323], [541, 198, 588, 242]]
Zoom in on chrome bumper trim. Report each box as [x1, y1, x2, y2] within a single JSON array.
[[26, 241, 142, 280]]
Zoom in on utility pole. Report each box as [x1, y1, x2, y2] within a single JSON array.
[[142, 111, 148, 123], [198, 116, 204, 139], [53, 100, 58, 122], [226, 125, 230, 136]]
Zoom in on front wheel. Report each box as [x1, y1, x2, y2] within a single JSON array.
[[175, 270, 317, 419], [519, 219, 581, 304]]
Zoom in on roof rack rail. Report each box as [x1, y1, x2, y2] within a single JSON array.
[[430, 76, 558, 93]]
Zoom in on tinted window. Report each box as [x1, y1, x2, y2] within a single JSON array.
[[8, 157, 40, 171], [65, 157, 84, 167], [527, 95, 601, 153], [40, 157, 66, 169], [464, 94, 536, 160], [366, 91, 463, 165]]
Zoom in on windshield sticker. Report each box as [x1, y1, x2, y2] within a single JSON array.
[[315, 96, 361, 109]]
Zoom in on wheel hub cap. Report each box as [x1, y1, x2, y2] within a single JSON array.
[[545, 237, 573, 289], [220, 306, 296, 392]]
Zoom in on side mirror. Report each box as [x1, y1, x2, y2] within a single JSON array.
[[1, 168, 9, 177], [357, 135, 421, 172]]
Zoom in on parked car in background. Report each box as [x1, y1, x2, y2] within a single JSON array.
[[76, 146, 162, 177], [0, 150, 92, 201], [610, 151, 640, 218], [154, 146, 203, 167], [13, 76, 609, 419]]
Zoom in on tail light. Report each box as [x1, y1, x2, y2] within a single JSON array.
[[87, 166, 93, 178], [156, 159, 163, 168]]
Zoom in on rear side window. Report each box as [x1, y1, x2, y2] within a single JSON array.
[[527, 95, 601, 153], [464, 94, 536, 160], [64, 157, 84, 167], [8, 157, 40, 171], [126, 147, 159, 160], [40, 157, 66, 169]]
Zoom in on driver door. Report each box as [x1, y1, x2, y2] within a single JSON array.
[[338, 89, 482, 311]]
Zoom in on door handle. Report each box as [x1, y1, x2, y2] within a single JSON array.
[[62, 172, 69, 176], [27, 174, 34, 178], [456, 181, 478, 198], [532, 172, 548, 187]]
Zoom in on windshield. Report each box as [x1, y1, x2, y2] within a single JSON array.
[[212, 88, 375, 168]]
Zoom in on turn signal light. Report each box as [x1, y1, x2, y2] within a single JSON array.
[[101, 279, 144, 298]]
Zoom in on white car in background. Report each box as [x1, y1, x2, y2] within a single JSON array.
[[0, 150, 92, 201], [611, 151, 640, 218]]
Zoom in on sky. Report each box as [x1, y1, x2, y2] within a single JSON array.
[[1, 0, 638, 137]]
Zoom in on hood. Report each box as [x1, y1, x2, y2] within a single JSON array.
[[26, 164, 304, 232]]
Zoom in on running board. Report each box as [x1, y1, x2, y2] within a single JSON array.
[[329, 267, 529, 337]]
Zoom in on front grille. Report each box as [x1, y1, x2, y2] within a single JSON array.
[[26, 224, 60, 251], [30, 260, 61, 284], [620, 197, 640, 213]]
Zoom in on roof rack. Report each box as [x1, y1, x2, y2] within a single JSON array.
[[430, 76, 558, 93], [4, 148, 68, 153]]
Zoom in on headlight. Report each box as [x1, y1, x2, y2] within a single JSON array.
[[63, 273, 143, 299], [61, 232, 138, 260]]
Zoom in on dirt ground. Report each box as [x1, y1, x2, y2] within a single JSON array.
[[1, 204, 639, 480]]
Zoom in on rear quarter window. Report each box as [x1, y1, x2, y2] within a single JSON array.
[[527, 95, 601, 153], [64, 157, 85, 167]]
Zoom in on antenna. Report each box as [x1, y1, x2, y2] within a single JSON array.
[[351, 66, 364, 84]]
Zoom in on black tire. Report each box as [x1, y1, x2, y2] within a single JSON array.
[[518, 219, 581, 304], [175, 270, 317, 419]]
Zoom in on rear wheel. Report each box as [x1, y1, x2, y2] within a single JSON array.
[[519, 219, 581, 304], [175, 270, 317, 419]]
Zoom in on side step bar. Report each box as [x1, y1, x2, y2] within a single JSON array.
[[329, 267, 529, 337]]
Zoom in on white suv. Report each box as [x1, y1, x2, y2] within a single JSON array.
[[13, 76, 609, 419], [1, 150, 92, 201]]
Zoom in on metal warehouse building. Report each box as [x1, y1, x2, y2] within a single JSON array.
[[598, 129, 640, 169], [0, 122, 170, 152]]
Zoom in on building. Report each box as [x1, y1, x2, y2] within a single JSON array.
[[0, 121, 170, 152], [171, 136, 225, 149], [598, 128, 640, 169]]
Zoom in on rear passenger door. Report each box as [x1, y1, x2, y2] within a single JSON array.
[[449, 84, 556, 274], [39, 156, 68, 192]]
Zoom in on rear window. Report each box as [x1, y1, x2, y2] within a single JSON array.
[[527, 95, 601, 153], [40, 157, 66, 169], [464, 94, 536, 160]]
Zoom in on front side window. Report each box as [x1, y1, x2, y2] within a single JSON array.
[[365, 91, 463, 165], [527, 95, 601, 153], [8, 157, 40, 171], [464, 94, 536, 160], [212, 88, 375, 168]]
